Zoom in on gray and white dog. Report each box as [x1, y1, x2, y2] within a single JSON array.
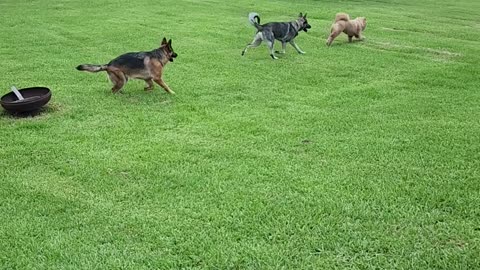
[[241, 12, 311, 59]]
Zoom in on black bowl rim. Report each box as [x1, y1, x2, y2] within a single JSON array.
[[1, 87, 51, 105]]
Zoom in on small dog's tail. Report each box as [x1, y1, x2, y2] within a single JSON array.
[[335, 13, 350, 22], [76, 64, 108, 73], [248, 12, 262, 30]]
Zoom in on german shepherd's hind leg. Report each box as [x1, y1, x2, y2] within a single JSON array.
[[289, 40, 305, 54], [144, 78, 154, 91], [348, 36, 353, 42], [266, 40, 278, 59], [242, 33, 262, 56], [107, 70, 126, 93], [154, 77, 175, 94], [275, 42, 287, 54]]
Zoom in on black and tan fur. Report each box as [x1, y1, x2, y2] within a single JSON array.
[[242, 12, 311, 59], [76, 38, 178, 94], [326, 13, 367, 46]]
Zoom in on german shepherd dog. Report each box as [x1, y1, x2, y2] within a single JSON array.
[[76, 38, 178, 94], [241, 12, 311, 59]]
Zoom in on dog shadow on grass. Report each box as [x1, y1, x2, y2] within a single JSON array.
[[108, 89, 174, 106], [327, 38, 367, 47]]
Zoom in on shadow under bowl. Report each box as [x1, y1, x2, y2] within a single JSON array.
[[1, 87, 52, 113]]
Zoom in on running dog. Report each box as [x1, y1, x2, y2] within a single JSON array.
[[326, 13, 367, 46], [242, 12, 311, 59], [76, 38, 178, 94]]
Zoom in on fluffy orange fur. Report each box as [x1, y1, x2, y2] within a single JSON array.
[[326, 13, 367, 46]]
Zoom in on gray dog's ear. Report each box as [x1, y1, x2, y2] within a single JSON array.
[[161, 37, 167, 45], [299, 12, 303, 17], [304, 13, 307, 18]]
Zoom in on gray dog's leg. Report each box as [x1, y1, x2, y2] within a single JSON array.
[[242, 33, 263, 56], [262, 32, 278, 59], [290, 40, 305, 54], [266, 40, 278, 59], [275, 42, 287, 54]]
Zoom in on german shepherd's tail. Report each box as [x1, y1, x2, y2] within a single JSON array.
[[248, 12, 262, 30], [76, 64, 108, 73], [335, 13, 350, 22]]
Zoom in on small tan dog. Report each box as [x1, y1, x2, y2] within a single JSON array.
[[326, 13, 367, 46]]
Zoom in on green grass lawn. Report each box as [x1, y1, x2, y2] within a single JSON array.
[[1, 0, 479, 268]]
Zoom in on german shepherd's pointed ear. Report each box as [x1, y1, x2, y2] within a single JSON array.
[[167, 39, 172, 48], [299, 12, 303, 17], [161, 37, 167, 46], [303, 13, 307, 18]]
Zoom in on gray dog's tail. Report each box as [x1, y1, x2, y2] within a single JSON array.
[[76, 64, 108, 73], [248, 12, 262, 30]]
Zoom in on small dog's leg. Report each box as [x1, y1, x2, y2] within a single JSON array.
[[242, 34, 262, 56], [266, 40, 278, 59], [326, 30, 341, 46], [348, 36, 353, 42], [289, 41, 305, 54], [144, 79, 154, 91], [275, 42, 287, 54], [154, 78, 175, 94], [355, 34, 365, 41]]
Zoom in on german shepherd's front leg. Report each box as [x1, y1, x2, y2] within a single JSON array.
[[275, 42, 287, 54], [289, 40, 305, 54], [154, 77, 175, 94], [144, 79, 154, 91]]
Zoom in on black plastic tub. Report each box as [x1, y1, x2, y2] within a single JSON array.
[[1, 87, 52, 113]]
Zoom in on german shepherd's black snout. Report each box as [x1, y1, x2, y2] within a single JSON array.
[[300, 13, 311, 32], [170, 52, 178, 62], [165, 39, 177, 62], [304, 23, 312, 32]]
